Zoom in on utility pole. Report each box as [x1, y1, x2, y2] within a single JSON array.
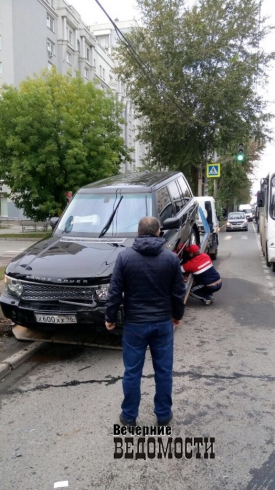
[[204, 149, 208, 196], [213, 149, 218, 199], [198, 163, 203, 196]]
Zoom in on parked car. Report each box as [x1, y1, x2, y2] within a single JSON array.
[[226, 212, 248, 232], [1, 171, 199, 334]]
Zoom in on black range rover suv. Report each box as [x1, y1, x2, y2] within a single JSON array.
[[1, 172, 199, 333]]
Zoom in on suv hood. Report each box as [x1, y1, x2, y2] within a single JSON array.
[[6, 235, 132, 284]]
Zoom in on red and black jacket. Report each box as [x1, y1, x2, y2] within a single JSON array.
[[182, 253, 220, 285]]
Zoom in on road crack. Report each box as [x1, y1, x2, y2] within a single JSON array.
[[8, 370, 275, 395]]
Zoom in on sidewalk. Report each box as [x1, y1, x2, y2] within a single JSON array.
[[0, 223, 48, 241], [0, 228, 46, 370], [0, 225, 22, 234]]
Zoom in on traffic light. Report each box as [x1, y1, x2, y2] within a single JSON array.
[[236, 143, 245, 162]]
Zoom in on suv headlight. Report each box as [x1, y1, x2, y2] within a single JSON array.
[[95, 284, 109, 301], [4, 276, 24, 298]]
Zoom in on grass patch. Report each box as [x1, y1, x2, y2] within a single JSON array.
[[0, 266, 6, 280], [0, 232, 52, 239]]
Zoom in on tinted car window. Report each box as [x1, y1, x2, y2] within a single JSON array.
[[177, 176, 192, 201], [57, 193, 152, 236], [168, 180, 183, 214], [157, 186, 173, 224], [228, 213, 245, 219]]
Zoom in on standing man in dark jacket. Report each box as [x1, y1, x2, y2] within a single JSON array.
[[105, 216, 185, 426]]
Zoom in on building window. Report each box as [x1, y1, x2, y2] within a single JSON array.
[[68, 30, 73, 47], [100, 65, 102, 78], [48, 61, 53, 70], [98, 35, 109, 49], [46, 0, 54, 7], [86, 47, 90, 61], [77, 40, 80, 53], [0, 62, 2, 77], [47, 39, 55, 57], [84, 68, 89, 79], [47, 13, 55, 32], [103, 68, 105, 80], [66, 51, 72, 65]]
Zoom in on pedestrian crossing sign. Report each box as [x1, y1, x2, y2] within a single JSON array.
[[207, 163, 221, 178]]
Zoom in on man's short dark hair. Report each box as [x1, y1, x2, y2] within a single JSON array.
[[138, 217, 160, 236]]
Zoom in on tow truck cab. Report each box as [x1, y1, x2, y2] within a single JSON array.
[[195, 196, 219, 260], [239, 204, 253, 221]]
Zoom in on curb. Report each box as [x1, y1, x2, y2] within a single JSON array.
[[0, 237, 40, 242], [0, 341, 45, 381]]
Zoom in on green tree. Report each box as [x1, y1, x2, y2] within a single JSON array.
[[115, 0, 274, 192], [0, 70, 130, 220]]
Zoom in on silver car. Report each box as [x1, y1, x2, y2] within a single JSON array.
[[226, 212, 248, 232]]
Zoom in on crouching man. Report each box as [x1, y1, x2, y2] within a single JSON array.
[[182, 244, 222, 305]]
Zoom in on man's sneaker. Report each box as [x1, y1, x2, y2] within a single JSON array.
[[201, 295, 214, 305], [157, 411, 173, 426], [119, 413, 136, 426], [200, 298, 212, 305]]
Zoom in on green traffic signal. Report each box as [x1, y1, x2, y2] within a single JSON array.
[[236, 153, 245, 162], [236, 143, 245, 162]]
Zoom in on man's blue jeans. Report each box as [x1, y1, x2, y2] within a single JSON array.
[[121, 320, 174, 422]]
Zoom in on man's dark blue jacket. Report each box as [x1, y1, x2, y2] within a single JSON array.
[[105, 235, 186, 324]]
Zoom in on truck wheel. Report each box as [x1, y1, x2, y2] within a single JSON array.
[[266, 245, 271, 267], [209, 234, 218, 260], [210, 250, 218, 260]]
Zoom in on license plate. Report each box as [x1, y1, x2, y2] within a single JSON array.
[[35, 314, 77, 324]]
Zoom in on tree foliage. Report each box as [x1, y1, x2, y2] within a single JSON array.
[[114, 0, 275, 195], [0, 70, 130, 220]]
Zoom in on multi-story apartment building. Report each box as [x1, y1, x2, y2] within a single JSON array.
[[0, 0, 146, 218], [90, 20, 147, 175]]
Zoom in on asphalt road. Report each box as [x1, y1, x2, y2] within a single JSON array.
[[0, 223, 275, 490]]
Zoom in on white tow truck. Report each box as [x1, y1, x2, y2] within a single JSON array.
[[238, 204, 253, 221], [195, 196, 219, 260]]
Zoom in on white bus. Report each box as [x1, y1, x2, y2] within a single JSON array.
[[257, 172, 275, 272]]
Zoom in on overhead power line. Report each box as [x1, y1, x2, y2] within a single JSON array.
[[94, 0, 187, 118]]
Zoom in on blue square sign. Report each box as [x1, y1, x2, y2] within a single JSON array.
[[207, 163, 220, 178]]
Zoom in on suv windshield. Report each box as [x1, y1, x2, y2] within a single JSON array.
[[56, 193, 152, 236], [228, 213, 245, 219]]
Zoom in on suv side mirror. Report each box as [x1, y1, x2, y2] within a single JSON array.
[[50, 217, 59, 231], [161, 217, 181, 230]]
